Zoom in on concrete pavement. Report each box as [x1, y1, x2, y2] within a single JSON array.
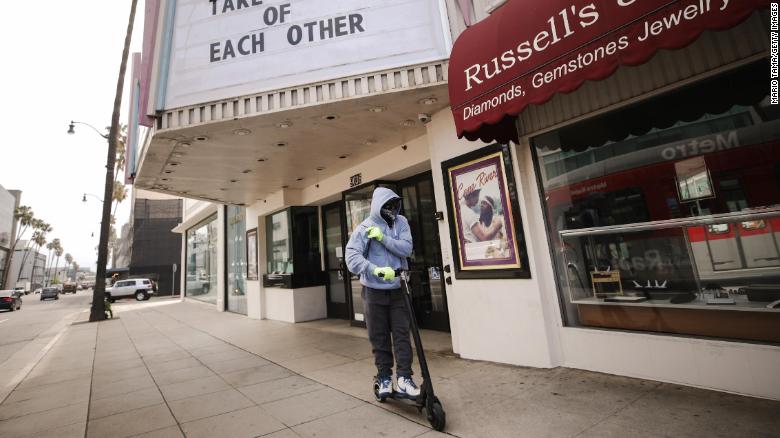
[[0, 296, 778, 437]]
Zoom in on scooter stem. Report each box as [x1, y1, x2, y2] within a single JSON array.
[[399, 271, 435, 398]]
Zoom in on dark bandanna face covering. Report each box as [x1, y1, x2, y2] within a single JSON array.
[[380, 198, 402, 225]]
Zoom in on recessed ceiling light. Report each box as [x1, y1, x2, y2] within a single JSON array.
[[368, 106, 386, 113], [242, 169, 252, 174], [316, 166, 325, 171], [172, 152, 183, 158], [296, 177, 304, 181], [364, 139, 377, 146], [282, 185, 289, 189], [401, 120, 415, 127], [276, 121, 293, 128], [164, 170, 173, 174], [219, 188, 227, 191], [178, 142, 192, 148], [321, 114, 339, 121], [233, 128, 251, 136], [275, 142, 287, 147], [257, 158, 267, 162], [419, 97, 438, 105], [194, 136, 208, 141], [338, 155, 348, 159], [230, 179, 238, 183], [169, 162, 180, 166]]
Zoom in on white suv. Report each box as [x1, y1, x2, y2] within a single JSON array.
[[106, 279, 155, 302]]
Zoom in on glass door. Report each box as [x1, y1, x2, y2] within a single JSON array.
[[343, 185, 378, 326], [226, 205, 247, 315], [322, 202, 349, 319], [399, 173, 450, 332]]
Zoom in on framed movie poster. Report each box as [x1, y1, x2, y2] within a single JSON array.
[[246, 228, 258, 281], [441, 143, 530, 279]]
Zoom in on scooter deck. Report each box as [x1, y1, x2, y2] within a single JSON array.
[[380, 391, 419, 401]]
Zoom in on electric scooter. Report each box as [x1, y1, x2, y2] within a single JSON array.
[[373, 270, 446, 432]]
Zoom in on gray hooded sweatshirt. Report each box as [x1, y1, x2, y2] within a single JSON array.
[[345, 187, 412, 290]]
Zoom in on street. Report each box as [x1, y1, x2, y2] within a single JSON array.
[[0, 289, 92, 365]]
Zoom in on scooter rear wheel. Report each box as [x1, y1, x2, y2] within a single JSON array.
[[426, 396, 446, 431]]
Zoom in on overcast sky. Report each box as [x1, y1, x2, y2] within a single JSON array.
[[0, 1, 146, 270]]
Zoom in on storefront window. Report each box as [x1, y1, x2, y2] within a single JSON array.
[[186, 215, 218, 304], [532, 61, 780, 343], [267, 210, 291, 275], [264, 207, 323, 289], [226, 206, 247, 314]]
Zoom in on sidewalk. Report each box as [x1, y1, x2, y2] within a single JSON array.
[[1, 298, 778, 438]]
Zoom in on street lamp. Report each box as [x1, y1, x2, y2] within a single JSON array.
[[82, 193, 104, 203], [68, 121, 109, 139]]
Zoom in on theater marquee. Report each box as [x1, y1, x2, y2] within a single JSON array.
[[165, 0, 450, 109]]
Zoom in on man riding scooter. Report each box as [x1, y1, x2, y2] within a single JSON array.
[[345, 187, 420, 399]]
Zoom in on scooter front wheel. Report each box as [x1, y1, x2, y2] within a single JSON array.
[[372, 378, 386, 403], [426, 396, 446, 431]]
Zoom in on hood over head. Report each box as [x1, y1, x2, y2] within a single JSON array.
[[370, 187, 401, 221]]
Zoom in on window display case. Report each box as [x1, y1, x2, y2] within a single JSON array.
[[559, 209, 780, 342], [263, 206, 325, 289], [531, 61, 780, 343]]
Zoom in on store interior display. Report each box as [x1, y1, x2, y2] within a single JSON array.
[[533, 60, 780, 342]]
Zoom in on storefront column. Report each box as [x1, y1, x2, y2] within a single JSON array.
[[425, 109, 560, 367], [179, 235, 186, 302], [216, 207, 226, 312], [245, 205, 263, 319]]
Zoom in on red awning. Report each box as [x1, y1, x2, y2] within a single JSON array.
[[448, 0, 768, 144]]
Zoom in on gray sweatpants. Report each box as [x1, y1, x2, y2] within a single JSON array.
[[362, 286, 413, 379]]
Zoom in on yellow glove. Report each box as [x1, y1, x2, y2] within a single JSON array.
[[373, 267, 395, 281], [366, 226, 383, 242]]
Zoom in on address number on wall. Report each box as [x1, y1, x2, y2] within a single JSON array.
[[350, 173, 362, 187]]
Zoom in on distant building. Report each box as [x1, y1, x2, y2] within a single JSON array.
[[128, 189, 182, 295], [10, 240, 46, 289], [114, 222, 132, 268], [0, 185, 20, 289]]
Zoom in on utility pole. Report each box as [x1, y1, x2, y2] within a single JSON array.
[[91, 0, 139, 322]]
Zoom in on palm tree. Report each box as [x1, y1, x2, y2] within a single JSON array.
[[91, 0, 139, 322], [2, 206, 34, 288], [108, 226, 118, 268], [28, 222, 51, 288], [111, 181, 128, 220], [45, 241, 55, 286], [53, 241, 64, 284], [64, 253, 74, 281]]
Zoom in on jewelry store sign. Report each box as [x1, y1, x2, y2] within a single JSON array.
[[166, 0, 450, 109]]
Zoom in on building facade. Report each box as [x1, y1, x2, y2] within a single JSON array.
[[128, 189, 183, 295], [10, 241, 46, 290], [0, 185, 21, 289], [130, 1, 777, 400]]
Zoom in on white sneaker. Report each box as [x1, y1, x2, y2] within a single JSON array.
[[378, 376, 393, 398], [396, 376, 420, 398]]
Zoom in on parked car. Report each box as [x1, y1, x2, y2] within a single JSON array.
[[0, 290, 22, 311], [40, 287, 60, 301], [106, 278, 155, 302], [33, 288, 42, 295], [13, 286, 28, 296], [62, 283, 77, 294]]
